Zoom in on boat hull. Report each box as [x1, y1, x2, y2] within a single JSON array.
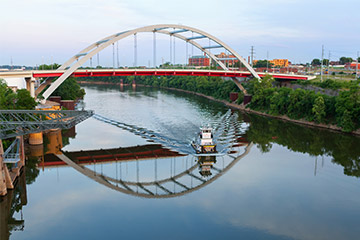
[[191, 142, 217, 154]]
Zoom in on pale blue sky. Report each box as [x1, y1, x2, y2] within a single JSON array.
[[1, 0, 359, 67]]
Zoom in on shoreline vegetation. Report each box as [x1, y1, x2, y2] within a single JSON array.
[[77, 75, 360, 136]]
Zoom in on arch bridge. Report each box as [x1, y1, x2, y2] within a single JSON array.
[[27, 24, 303, 99]]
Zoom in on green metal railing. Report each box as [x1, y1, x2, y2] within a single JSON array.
[[0, 110, 94, 139]]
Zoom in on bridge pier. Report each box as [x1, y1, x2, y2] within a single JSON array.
[[0, 140, 8, 196], [25, 77, 37, 98]]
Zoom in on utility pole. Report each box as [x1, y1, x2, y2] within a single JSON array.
[[321, 45, 324, 82], [356, 51, 359, 79], [266, 51, 269, 72], [250, 46, 255, 67], [328, 51, 331, 77], [134, 33, 137, 67]]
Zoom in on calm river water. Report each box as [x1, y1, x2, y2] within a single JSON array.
[[4, 84, 360, 240]]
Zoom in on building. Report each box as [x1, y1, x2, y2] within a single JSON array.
[[188, 55, 210, 66], [253, 59, 289, 67], [269, 59, 289, 67], [345, 62, 360, 70], [215, 52, 239, 67]]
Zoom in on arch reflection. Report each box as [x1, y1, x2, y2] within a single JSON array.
[[49, 142, 252, 199]]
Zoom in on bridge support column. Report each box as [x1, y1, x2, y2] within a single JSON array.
[[29, 132, 43, 145], [0, 140, 8, 196], [30, 77, 36, 98], [25, 77, 31, 91]]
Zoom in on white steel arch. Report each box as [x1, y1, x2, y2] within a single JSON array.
[[42, 24, 260, 99]]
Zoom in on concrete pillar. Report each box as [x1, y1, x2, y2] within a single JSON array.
[[29, 132, 43, 145], [243, 95, 252, 105], [45, 129, 63, 155], [25, 77, 31, 91], [30, 77, 36, 98], [18, 135, 25, 168], [0, 140, 7, 196], [3, 166, 13, 190]]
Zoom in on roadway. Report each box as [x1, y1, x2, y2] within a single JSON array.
[[0, 68, 315, 80]]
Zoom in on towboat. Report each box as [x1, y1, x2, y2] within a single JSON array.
[[198, 155, 216, 176], [191, 126, 217, 154]]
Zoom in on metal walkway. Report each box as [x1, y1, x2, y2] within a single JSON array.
[[0, 110, 94, 139]]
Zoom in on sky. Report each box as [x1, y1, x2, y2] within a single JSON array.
[[1, 0, 359, 67]]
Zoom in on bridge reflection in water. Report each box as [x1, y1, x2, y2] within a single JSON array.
[[39, 141, 252, 199]]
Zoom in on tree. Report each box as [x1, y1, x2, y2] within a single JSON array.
[[339, 57, 353, 65], [15, 89, 37, 110], [254, 60, 273, 68], [38, 63, 61, 70], [322, 59, 329, 66], [312, 95, 326, 123], [0, 79, 16, 109], [51, 78, 85, 100], [311, 59, 321, 66]]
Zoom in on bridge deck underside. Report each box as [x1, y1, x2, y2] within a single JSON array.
[[41, 144, 184, 167]]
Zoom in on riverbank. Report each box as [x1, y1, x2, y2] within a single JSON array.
[[77, 80, 360, 136]]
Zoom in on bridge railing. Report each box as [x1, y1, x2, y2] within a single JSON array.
[[0, 110, 94, 139]]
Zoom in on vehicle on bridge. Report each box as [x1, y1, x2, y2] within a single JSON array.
[[192, 126, 217, 154]]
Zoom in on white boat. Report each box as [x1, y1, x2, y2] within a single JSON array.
[[191, 126, 217, 154]]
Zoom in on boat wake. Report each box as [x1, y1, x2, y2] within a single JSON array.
[[93, 110, 249, 156]]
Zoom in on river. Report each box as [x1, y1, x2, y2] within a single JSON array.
[[4, 84, 360, 240]]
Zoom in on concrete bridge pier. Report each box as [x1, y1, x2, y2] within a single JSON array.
[[25, 77, 37, 98]]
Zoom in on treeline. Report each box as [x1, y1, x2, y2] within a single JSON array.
[[247, 75, 360, 132], [82, 75, 239, 101], [296, 78, 360, 90]]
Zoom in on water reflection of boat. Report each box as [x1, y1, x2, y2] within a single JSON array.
[[191, 127, 217, 154], [198, 155, 216, 177]]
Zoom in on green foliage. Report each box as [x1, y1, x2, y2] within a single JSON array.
[[311, 59, 321, 66], [247, 74, 360, 131], [340, 57, 353, 65], [254, 60, 273, 68], [0, 79, 36, 110], [51, 77, 85, 100], [269, 87, 291, 115], [322, 59, 329, 66], [38, 63, 61, 70], [15, 89, 37, 110], [237, 91, 244, 104], [0, 79, 16, 109], [296, 79, 360, 91], [312, 95, 326, 123], [335, 86, 360, 132]]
